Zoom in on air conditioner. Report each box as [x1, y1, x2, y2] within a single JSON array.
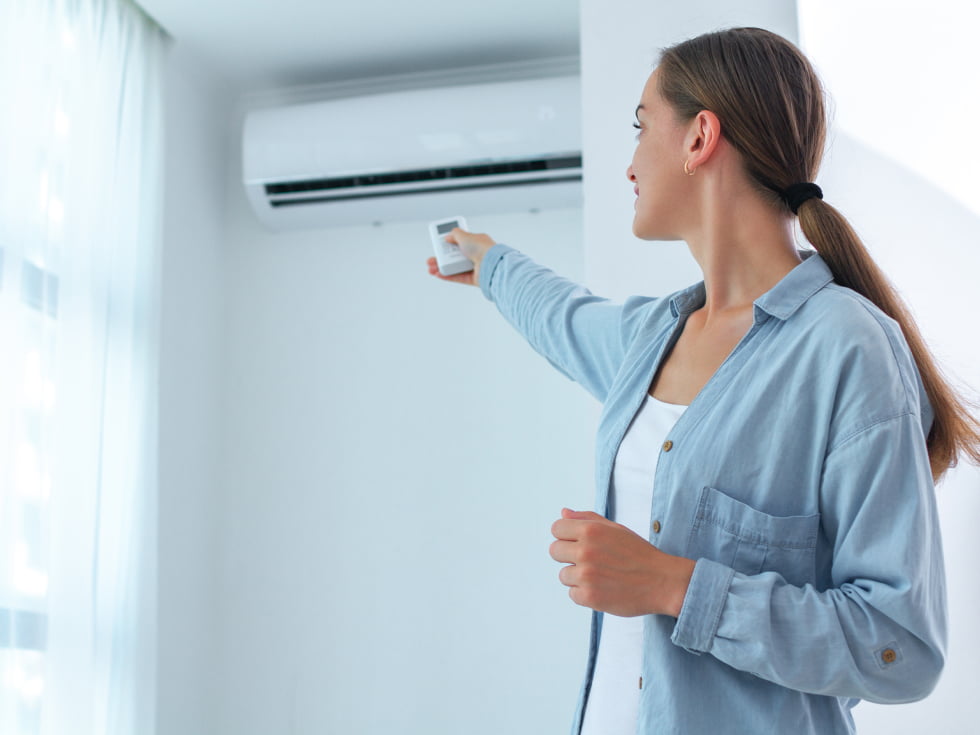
[[242, 76, 582, 230]]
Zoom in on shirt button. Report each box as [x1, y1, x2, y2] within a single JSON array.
[[881, 648, 897, 664], [662, 440, 673, 452], [652, 520, 662, 533]]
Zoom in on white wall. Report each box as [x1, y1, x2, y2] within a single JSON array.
[[157, 42, 230, 735], [580, 1, 980, 733], [211, 148, 594, 732]]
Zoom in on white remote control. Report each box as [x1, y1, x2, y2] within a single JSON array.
[[429, 216, 474, 276]]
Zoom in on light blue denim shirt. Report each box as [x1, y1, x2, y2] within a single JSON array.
[[479, 244, 946, 735]]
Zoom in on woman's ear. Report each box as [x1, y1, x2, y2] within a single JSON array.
[[686, 109, 723, 170]]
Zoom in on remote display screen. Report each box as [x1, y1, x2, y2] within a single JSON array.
[[436, 221, 458, 235]]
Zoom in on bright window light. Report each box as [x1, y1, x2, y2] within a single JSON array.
[[12, 543, 48, 598], [54, 106, 70, 138], [38, 171, 49, 212], [47, 198, 64, 226]]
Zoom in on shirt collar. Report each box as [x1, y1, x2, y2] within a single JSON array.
[[668, 250, 834, 323]]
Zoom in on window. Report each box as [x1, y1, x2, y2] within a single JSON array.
[[0, 2, 168, 732]]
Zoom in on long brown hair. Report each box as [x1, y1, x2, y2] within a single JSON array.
[[657, 26, 980, 483]]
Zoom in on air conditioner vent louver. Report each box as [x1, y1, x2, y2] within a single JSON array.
[[266, 155, 582, 195]]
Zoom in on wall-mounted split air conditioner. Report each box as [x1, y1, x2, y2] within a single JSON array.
[[242, 76, 582, 230]]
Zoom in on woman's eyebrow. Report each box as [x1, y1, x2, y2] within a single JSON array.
[[635, 104, 645, 119]]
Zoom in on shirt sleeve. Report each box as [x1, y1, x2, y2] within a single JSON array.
[[480, 244, 654, 403], [670, 411, 947, 704]]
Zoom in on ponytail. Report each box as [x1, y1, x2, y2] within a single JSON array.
[[798, 198, 980, 483]]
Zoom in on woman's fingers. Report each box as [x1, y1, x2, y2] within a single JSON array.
[[426, 256, 475, 285], [444, 228, 495, 260], [558, 563, 579, 588], [549, 539, 577, 563], [552, 510, 615, 544], [548, 507, 695, 616], [427, 228, 495, 288], [562, 508, 606, 522]]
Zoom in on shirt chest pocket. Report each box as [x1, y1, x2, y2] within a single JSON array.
[[685, 486, 819, 587]]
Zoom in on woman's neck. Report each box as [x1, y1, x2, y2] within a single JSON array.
[[683, 182, 803, 324]]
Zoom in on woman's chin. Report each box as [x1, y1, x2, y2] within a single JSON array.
[[632, 220, 657, 240], [633, 223, 681, 242], [632, 211, 660, 239]]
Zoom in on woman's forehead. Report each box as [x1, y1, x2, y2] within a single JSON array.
[[637, 70, 661, 113]]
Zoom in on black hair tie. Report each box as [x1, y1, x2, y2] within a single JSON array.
[[782, 182, 823, 215]]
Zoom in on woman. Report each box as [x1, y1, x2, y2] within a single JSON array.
[[427, 27, 979, 735]]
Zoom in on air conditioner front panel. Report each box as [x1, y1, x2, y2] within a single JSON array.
[[243, 75, 582, 229], [244, 76, 580, 182]]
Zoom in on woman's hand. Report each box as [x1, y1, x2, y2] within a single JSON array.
[[426, 228, 496, 287], [550, 508, 696, 618]]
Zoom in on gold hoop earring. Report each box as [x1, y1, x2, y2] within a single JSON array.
[[684, 160, 696, 176]]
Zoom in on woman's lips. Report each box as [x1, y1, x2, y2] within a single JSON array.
[[634, 186, 639, 196]]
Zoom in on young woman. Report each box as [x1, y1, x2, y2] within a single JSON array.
[[427, 27, 979, 735]]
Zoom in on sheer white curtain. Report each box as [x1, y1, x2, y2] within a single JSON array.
[[0, 1, 168, 733]]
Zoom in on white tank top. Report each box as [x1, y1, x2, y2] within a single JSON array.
[[580, 393, 687, 735]]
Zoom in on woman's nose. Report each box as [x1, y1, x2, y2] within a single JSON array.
[[626, 165, 636, 182]]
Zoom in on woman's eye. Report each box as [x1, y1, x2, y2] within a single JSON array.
[[632, 122, 642, 130]]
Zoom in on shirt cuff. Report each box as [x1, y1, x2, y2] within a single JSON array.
[[479, 243, 513, 301], [671, 558, 735, 655]]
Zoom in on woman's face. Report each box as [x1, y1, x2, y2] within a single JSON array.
[[627, 69, 694, 241]]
